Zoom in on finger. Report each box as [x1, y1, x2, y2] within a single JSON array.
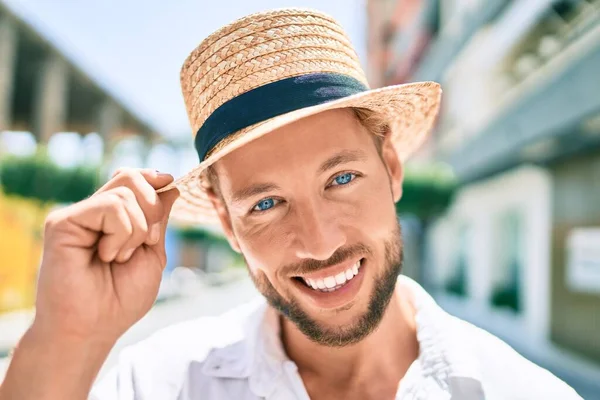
[[98, 187, 148, 263], [94, 197, 132, 263], [98, 169, 171, 237], [56, 190, 137, 263], [158, 187, 180, 234], [106, 168, 174, 190], [144, 223, 161, 246], [111, 186, 152, 263], [148, 187, 180, 267]]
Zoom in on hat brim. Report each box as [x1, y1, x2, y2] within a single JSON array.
[[159, 81, 441, 226]]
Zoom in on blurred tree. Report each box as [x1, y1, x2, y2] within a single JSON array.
[[0, 150, 99, 204], [176, 227, 230, 248], [396, 163, 457, 219]]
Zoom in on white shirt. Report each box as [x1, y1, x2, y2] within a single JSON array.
[[90, 276, 581, 399]]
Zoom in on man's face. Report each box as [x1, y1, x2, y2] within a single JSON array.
[[209, 108, 404, 346]]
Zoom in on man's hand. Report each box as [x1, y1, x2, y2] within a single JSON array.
[[35, 168, 179, 341], [0, 168, 180, 400]]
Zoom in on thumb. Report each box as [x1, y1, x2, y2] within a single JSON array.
[[160, 186, 180, 220], [151, 187, 180, 256]]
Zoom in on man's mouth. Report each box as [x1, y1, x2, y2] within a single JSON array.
[[295, 259, 363, 293]]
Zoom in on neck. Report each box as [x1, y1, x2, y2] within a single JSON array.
[[280, 286, 419, 398]]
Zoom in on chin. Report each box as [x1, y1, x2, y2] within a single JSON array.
[[306, 300, 369, 329], [249, 225, 403, 347], [271, 270, 392, 347]]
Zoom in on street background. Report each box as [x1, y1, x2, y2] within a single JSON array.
[[0, 0, 599, 398]]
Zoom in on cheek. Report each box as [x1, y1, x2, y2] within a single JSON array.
[[234, 222, 293, 279], [348, 177, 397, 230]]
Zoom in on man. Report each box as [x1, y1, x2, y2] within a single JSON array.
[[0, 8, 581, 400]]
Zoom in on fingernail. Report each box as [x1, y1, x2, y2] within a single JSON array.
[[155, 170, 172, 178], [149, 224, 160, 243]]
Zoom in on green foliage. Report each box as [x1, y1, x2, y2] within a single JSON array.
[[396, 163, 457, 220], [0, 152, 100, 204], [175, 227, 229, 246]]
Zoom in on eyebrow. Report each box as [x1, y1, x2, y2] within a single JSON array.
[[318, 149, 367, 174], [230, 149, 367, 205], [231, 182, 281, 204]]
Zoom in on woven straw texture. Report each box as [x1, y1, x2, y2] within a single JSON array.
[[162, 8, 442, 225]]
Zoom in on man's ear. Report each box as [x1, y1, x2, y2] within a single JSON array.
[[380, 134, 404, 203], [205, 187, 241, 253]]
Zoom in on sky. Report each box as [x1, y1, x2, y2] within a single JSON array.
[[2, 0, 367, 139]]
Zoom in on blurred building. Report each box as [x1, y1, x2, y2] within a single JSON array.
[[368, 0, 600, 395], [0, 2, 160, 154]]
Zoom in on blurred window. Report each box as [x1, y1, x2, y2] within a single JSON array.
[[445, 223, 470, 297], [490, 210, 523, 313]]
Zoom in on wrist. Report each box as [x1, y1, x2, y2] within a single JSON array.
[[30, 313, 121, 349], [26, 321, 117, 357], [0, 324, 116, 400]]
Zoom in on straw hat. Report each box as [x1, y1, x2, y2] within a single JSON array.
[[159, 8, 442, 225]]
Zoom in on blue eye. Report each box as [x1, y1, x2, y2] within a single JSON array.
[[332, 172, 355, 186], [253, 198, 276, 212]]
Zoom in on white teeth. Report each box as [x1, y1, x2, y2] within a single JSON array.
[[345, 269, 353, 280], [334, 272, 347, 285], [300, 260, 363, 292]]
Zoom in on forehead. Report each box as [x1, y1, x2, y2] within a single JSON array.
[[212, 108, 374, 183]]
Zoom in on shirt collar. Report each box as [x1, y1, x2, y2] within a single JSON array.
[[201, 276, 484, 397], [200, 297, 286, 397], [401, 276, 484, 396]]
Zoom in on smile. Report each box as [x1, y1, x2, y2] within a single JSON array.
[[297, 259, 362, 293]]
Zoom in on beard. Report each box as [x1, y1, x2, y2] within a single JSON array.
[[247, 221, 403, 347]]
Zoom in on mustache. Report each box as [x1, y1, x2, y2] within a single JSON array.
[[283, 244, 372, 276]]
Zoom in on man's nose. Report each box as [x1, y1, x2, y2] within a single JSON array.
[[293, 198, 346, 260]]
